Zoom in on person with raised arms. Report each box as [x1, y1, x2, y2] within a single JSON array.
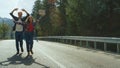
[[10, 8, 30, 55]]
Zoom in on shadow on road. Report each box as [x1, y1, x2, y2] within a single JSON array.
[[0, 53, 50, 68]]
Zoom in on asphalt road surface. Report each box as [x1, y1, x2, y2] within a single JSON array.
[[0, 40, 120, 68]]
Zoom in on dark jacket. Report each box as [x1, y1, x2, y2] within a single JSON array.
[[10, 12, 29, 22], [10, 12, 29, 31]]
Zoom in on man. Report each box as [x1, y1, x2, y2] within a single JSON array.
[[10, 8, 29, 54]]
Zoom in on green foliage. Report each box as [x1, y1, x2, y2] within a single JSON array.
[[0, 23, 9, 39], [65, 0, 120, 36], [32, 0, 120, 37], [32, 0, 44, 20]]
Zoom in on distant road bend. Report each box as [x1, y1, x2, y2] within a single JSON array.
[[0, 40, 120, 68]]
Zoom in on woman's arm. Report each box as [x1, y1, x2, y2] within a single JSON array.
[[22, 9, 30, 21]]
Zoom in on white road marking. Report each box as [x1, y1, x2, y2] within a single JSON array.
[[35, 42, 66, 68]]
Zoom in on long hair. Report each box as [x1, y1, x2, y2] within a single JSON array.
[[24, 16, 34, 31], [26, 16, 33, 24]]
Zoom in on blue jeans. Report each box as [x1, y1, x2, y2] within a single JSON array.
[[25, 31, 34, 52], [15, 31, 23, 52]]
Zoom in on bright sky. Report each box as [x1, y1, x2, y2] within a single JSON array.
[[0, 0, 36, 19]]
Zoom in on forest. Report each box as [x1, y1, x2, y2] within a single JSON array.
[[32, 0, 120, 37]]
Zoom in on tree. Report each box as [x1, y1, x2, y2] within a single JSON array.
[[0, 23, 9, 39], [32, 0, 43, 20], [56, 0, 68, 35], [32, 0, 120, 37], [32, 0, 43, 36]]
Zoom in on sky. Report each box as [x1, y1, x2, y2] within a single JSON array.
[[0, 0, 36, 19]]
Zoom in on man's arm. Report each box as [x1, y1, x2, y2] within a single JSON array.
[[10, 8, 18, 21], [22, 9, 30, 21]]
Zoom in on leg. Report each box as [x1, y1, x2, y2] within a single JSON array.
[[30, 41, 33, 54], [20, 40, 23, 52], [15, 32, 19, 54], [25, 32, 30, 55], [30, 32, 34, 54], [19, 32, 24, 52], [26, 43, 29, 52]]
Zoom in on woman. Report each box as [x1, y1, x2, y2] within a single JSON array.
[[25, 16, 35, 56]]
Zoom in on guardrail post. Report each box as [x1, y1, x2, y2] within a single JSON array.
[[80, 41, 82, 46], [117, 43, 120, 53], [104, 43, 107, 51], [56, 39, 58, 42], [94, 42, 97, 49], [62, 39, 64, 43], [56, 38, 58, 42], [69, 40, 71, 44], [62, 39, 63, 43], [63, 39, 65, 43], [75, 40, 77, 45], [61, 39, 63, 43], [64, 39, 66, 43], [60, 39, 61, 43], [59, 39, 61, 42], [66, 39, 68, 44], [54, 38, 55, 41], [55, 38, 57, 42], [70, 40, 72, 44], [86, 41, 89, 47]]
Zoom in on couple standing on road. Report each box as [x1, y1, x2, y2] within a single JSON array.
[[10, 8, 35, 56]]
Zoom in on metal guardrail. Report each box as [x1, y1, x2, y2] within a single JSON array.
[[37, 36, 120, 53]]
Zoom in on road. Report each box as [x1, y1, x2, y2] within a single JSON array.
[[0, 40, 120, 68]]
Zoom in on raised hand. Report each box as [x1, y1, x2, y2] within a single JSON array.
[[10, 8, 18, 13], [21, 9, 29, 15], [21, 9, 26, 12], [13, 8, 18, 11]]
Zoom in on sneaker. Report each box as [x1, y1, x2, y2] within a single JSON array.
[[21, 48, 24, 52], [27, 52, 30, 56], [31, 50, 33, 54], [16, 52, 19, 55]]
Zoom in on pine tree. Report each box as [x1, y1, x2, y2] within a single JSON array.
[[32, 0, 43, 20]]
